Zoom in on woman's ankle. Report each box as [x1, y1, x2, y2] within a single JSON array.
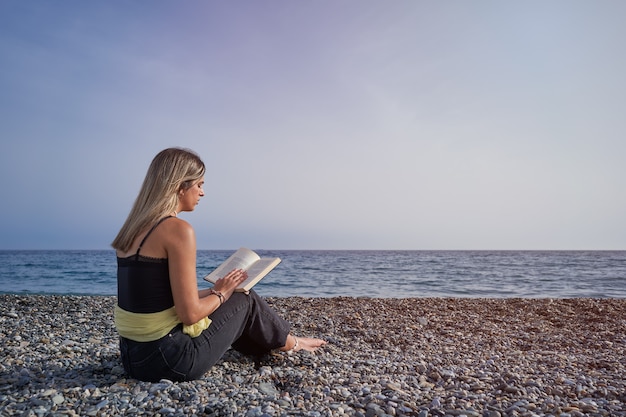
[[280, 334, 298, 352]]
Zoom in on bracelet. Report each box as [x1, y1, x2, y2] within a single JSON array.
[[209, 289, 225, 305]]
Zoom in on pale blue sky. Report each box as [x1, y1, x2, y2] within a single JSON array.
[[1, 1, 625, 250]]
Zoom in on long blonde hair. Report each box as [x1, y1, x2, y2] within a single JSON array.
[[112, 148, 205, 252]]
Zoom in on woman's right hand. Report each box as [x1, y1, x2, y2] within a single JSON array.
[[213, 269, 248, 300]]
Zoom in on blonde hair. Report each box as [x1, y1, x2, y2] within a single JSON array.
[[112, 148, 205, 252]]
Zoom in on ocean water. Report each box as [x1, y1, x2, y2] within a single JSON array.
[[0, 250, 624, 298]]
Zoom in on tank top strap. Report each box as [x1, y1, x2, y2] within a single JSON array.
[[135, 216, 174, 258]]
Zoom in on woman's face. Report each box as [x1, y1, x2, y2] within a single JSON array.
[[179, 177, 205, 212]]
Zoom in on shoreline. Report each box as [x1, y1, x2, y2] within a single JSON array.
[[1, 295, 624, 416]]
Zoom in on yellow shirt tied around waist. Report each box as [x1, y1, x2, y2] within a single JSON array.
[[115, 306, 211, 342]]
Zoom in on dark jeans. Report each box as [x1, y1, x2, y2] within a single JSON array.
[[119, 290, 290, 382]]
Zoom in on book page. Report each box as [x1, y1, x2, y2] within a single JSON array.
[[240, 258, 282, 291], [204, 248, 260, 284]]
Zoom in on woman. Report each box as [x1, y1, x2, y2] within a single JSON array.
[[112, 147, 326, 382]]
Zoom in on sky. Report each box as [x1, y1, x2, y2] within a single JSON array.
[[1, 1, 625, 250]]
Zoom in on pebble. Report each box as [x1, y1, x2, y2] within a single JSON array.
[[0, 295, 624, 417]]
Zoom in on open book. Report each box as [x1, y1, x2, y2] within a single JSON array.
[[203, 248, 281, 293]]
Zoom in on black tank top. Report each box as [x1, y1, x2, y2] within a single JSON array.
[[117, 216, 174, 313]]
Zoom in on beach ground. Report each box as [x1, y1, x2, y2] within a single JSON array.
[[0, 295, 624, 416]]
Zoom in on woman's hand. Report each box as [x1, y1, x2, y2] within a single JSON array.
[[212, 269, 248, 300]]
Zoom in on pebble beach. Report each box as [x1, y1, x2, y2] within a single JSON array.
[[1, 295, 624, 417]]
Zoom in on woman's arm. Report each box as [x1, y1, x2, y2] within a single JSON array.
[[164, 219, 245, 325]]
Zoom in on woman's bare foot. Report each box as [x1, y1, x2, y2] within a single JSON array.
[[296, 336, 327, 352], [281, 334, 327, 353]]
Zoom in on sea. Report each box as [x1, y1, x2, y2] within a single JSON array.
[[0, 250, 625, 298]]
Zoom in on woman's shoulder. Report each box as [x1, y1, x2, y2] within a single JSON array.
[[116, 216, 194, 258], [159, 216, 196, 240], [156, 217, 196, 257]]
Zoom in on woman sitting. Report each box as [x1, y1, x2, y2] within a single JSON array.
[[112, 147, 326, 382]]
